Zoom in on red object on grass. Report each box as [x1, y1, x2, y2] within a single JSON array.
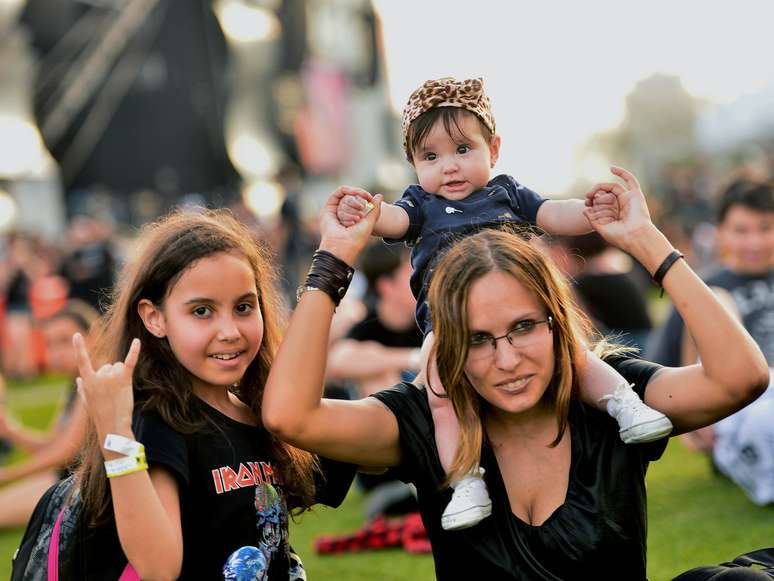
[[314, 512, 431, 555]]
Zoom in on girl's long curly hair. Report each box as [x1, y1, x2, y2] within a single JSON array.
[[76, 209, 319, 525]]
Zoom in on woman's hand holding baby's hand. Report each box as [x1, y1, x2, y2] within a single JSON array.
[[584, 166, 653, 253], [337, 191, 374, 227], [321, 186, 383, 266], [586, 190, 619, 225]]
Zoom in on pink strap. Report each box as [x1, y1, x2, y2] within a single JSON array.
[[119, 564, 140, 581], [47, 508, 65, 581], [47, 504, 139, 581]]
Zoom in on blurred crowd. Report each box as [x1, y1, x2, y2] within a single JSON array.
[[1, 149, 771, 380], [0, 215, 116, 379]]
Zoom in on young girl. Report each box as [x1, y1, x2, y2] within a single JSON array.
[[337, 77, 673, 531], [72, 209, 354, 580]]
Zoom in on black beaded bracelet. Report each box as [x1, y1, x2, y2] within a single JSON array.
[[653, 250, 684, 296], [297, 250, 354, 307]]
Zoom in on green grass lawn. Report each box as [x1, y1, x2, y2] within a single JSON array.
[[1, 377, 772, 580]]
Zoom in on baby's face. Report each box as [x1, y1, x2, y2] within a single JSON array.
[[410, 113, 500, 200]]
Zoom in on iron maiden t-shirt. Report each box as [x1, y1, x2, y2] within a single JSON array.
[[76, 397, 355, 580]]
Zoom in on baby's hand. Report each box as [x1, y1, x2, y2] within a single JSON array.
[[586, 189, 620, 226], [336, 190, 375, 227]]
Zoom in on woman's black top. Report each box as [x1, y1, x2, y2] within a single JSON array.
[[372, 356, 667, 580]]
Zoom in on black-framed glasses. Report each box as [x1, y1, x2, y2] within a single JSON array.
[[467, 316, 553, 361]]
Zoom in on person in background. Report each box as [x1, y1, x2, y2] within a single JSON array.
[[658, 181, 774, 506], [1, 233, 50, 378], [59, 215, 118, 312], [545, 232, 653, 351], [709, 366, 774, 506], [326, 242, 422, 518], [649, 179, 774, 502], [0, 300, 95, 528], [326, 242, 422, 397], [647, 179, 774, 367]]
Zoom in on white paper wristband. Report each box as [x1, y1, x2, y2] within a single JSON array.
[[103, 433, 144, 457]]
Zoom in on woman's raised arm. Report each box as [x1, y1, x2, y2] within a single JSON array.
[[262, 188, 402, 467], [586, 167, 769, 434]]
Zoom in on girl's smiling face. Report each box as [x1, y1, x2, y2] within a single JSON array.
[[146, 251, 264, 396]]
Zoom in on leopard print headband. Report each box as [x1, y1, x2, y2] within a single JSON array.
[[401, 77, 496, 158]]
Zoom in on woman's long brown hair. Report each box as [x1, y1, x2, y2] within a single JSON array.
[[76, 209, 320, 525], [428, 228, 593, 486]]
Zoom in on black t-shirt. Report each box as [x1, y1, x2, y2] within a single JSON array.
[[346, 308, 423, 349], [345, 308, 422, 492], [75, 398, 355, 580], [574, 272, 652, 332], [371, 356, 667, 580], [647, 267, 774, 366]]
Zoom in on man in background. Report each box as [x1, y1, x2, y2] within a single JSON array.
[[326, 243, 422, 397], [326, 242, 422, 518], [649, 180, 773, 366], [648, 180, 774, 506]]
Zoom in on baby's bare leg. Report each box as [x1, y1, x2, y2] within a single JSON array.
[[423, 334, 491, 531], [424, 332, 461, 473], [579, 350, 626, 407]]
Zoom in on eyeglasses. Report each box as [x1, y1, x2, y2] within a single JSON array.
[[467, 316, 553, 361]]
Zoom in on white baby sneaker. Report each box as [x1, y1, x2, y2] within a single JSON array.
[[600, 382, 673, 444], [441, 467, 492, 531]]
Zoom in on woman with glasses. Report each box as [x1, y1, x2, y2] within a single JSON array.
[[263, 167, 769, 580]]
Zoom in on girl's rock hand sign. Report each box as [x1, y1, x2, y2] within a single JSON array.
[[74, 333, 140, 447]]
